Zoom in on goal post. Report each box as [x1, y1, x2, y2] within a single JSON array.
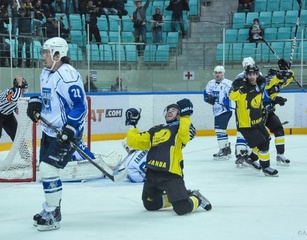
[[0, 96, 92, 182]]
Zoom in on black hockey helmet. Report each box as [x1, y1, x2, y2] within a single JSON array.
[[13, 77, 28, 89], [245, 65, 259, 77], [164, 103, 180, 122]]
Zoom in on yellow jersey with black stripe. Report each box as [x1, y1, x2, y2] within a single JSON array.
[[127, 116, 191, 176], [229, 76, 266, 129]]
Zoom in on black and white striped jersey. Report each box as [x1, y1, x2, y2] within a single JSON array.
[[0, 87, 22, 115]]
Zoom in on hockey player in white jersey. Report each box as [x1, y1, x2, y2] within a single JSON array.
[[122, 138, 147, 183], [27, 37, 88, 231], [203, 66, 233, 160]]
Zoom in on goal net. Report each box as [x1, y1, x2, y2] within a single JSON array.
[[0, 97, 92, 182]]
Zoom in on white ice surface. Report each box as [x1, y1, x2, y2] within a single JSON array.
[[1, 135, 307, 240]]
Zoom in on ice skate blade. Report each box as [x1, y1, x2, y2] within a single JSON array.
[[37, 222, 60, 231]]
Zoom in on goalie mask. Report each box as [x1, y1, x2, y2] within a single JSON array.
[[164, 103, 180, 123]]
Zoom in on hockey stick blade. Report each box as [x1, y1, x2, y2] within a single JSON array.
[[38, 114, 127, 182], [282, 121, 289, 125]]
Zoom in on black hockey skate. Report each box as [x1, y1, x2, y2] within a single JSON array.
[[192, 190, 212, 211], [244, 158, 262, 171], [276, 154, 290, 166], [262, 166, 279, 177], [213, 143, 231, 161], [33, 205, 61, 231]]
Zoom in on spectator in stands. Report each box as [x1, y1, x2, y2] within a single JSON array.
[[111, 76, 128, 92], [65, 0, 79, 18], [150, 7, 165, 44], [117, 0, 128, 18], [85, 0, 102, 44], [0, 6, 13, 67], [32, 0, 48, 37], [248, 18, 264, 47], [84, 74, 98, 92], [55, 0, 64, 13], [10, 0, 20, 37], [101, 0, 119, 20], [41, 0, 56, 18], [17, 7, 33, 68], [42, 17, 71, 40], [131, 0, 150, 56], [238, 0, 254, 12], [165, 0, 189, 38]]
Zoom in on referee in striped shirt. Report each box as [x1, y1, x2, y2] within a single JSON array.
[[0, 75, 28, 141]]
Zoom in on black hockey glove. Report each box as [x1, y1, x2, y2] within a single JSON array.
[[204, 95, 216, 105], [27, 96, 42, 123], [189, 123, 196, 140], [278, 59, 290, 70], [273, 96, 287, 106], [125, 108, 141, 126], [232, 78, 246, 93], [57, 124, 76, 143], [177, 98, 193, 116], [276, 70, 293, 81]]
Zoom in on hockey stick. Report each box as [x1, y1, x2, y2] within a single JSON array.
[[289, 0, 302, 68], [37, 114, 127, 182], [281, 121, 289, 125], [260, 37, 306, 92]]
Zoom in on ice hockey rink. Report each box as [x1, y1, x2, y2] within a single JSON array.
[[1, 135, 307, 240]]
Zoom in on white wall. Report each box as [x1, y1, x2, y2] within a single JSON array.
[[1, 92, 306, 144]]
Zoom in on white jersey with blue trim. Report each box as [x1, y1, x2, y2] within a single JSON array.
[[40, 63, 87, 137], [204, 78, 233, 116], [124, 150, 147, 183]]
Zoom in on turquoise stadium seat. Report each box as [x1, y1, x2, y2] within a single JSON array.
[[121, 31, 134, 43], [284, 41, 299, 60], [266, 0, 280, 12], [166, 32, 179, 48], [144, 45, 157, 62], [109, 15, 121, 32], [271, 11, 285, 28], [300, 10, 307, 26], [259, 12, 272, 27], [270, 42, 284, 60], [264, 27, 278, 40], [68, 43, 83, 61], [237, 29, 249, 41], [280, 0, 294, 11], [125, 3, 135, 16], [109, 31, 120, 43], [86, 44, 100, 61], [246, 12, 259, 26], [99, 31, 109, 43], [156, 44, 170, 63], [150, 1, 164, 16], [113, 45, 125, 62], [254, 0, 267, 12], [255, 42, 270, 62], [100, 44, 113, 62], [30, 40, 41, 60], [232, 12, 245, 29], [97, 16, 109, 32], [70, 30, 85, 47], [293, 0, 306, 10], [285, 10, 298, 27], [164, 15, 172, 31], [69, 14, 83, 30], [291, 26, 304, 39], [121, 16, 134, 32], [55, 13, 69, 28], [242, 43, 256, 59], [228, 43, 242, 61], [188, 0, 199, 16], [125, 45, 138, 62], [297, 41, 307, 60], [225, 29, 237, 42], [215, 43, 229, 61], [277, 27, 291, 40]]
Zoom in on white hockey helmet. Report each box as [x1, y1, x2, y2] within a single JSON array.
[[122, 138, 133, 153], [43, 37, 68, 59], [213, 66, 225, 73], [242, 57, 255, 68]]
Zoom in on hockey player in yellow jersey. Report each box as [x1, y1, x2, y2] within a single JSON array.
[[229, 65, 278, 177], [125, 98, 212, 215]]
